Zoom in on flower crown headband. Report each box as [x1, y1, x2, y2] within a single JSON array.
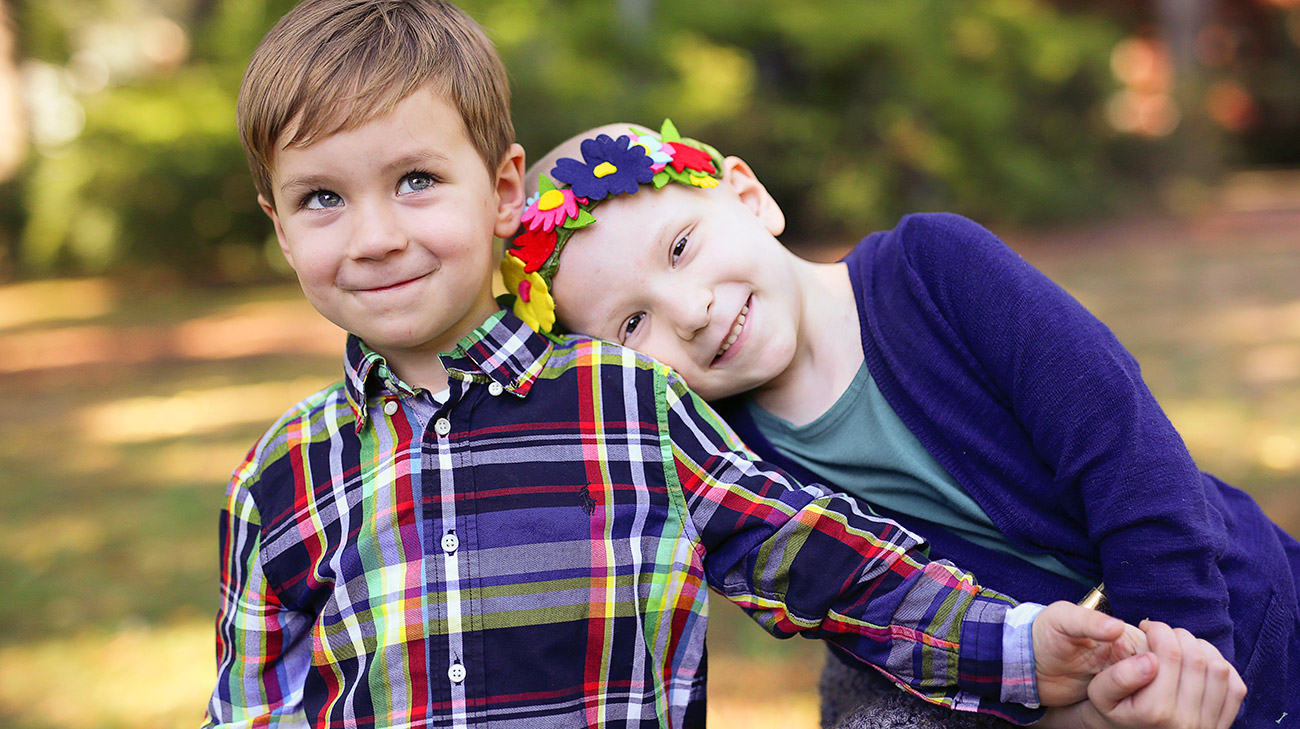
[[501, 119, 724, 334]]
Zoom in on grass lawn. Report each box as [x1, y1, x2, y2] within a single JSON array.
[[2, 172, 1298, 728]]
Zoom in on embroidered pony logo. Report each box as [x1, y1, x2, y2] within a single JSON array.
[[578, 485, 597, 516]]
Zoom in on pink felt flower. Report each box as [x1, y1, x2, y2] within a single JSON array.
[[521, 188, 582, 233]]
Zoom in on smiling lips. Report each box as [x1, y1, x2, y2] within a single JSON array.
[[355, 272, 430, 293], [714, 301, 749, 362]]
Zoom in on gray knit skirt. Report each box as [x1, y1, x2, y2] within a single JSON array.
[[820, 647, 1017, 729]]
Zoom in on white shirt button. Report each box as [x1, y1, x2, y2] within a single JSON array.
[[448, 663, 466, 684], [441, 533, 459, 554], [434, 418, 451, 436], [382, 400, 399, 416], [488, 381, 504, 397]]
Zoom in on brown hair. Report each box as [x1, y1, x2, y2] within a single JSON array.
[[237, 0, 513, 203]]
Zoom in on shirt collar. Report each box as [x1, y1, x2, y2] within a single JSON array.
[[442, 308, 552, 396], [343, 308, 552, 427]]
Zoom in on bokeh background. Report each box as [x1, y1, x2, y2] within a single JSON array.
[[1, 0, 1299, 726]]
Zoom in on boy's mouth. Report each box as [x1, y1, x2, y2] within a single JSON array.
[[712, 298, 750, 365], [355, 272, 430, 293]]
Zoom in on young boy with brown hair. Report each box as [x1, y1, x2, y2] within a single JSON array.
[[206, 4, 1187, 726], [512, 120, 1273, 728]]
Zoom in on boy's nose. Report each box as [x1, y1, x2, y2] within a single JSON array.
[[668, 287, 711, 340], [349, 202, 408, 260]]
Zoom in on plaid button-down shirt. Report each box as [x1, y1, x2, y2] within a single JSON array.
[[204, 310, 1041, 728]]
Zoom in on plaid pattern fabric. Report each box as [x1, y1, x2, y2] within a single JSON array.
[[203, 310, 1040, 728]]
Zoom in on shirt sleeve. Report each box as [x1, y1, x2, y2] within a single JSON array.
[[659, 369, 1045, 724], [203, 475, 312, 728], [907, 213, 1234, 662]]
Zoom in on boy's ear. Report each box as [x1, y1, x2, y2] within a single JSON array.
[[258, 194, 296, 271], [721, 156, 785, 237], [492, 142, 527, 239]]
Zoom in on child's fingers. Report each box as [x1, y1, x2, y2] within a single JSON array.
[[1202, 638, 1247, 729], [1194, 639, 1231, 729], [1145, 621, 1248, 729], [1170, 628, 1208, 726], [1046, 601, 1126, 642], [1219, 670, 1247, 729], [1088, 619, 1245, 729], [1119, 621, 1149, 657], [1134, 619, 1183, 721], [1087, 651, 1159, 712]]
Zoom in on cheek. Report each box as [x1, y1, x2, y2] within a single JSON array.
[[422, 215, 490, 260], [639, 337, 692, 375], [290, 253, 338, 287]]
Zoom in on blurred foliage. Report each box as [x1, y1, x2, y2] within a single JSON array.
[[0, 0, 1296, 278], [502, 0, 1129, 242]]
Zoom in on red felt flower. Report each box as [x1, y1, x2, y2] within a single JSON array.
[[665, 142, 716, 175], [509, 228, 556, 273]]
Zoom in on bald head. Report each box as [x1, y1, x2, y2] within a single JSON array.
[[525, 122, 656, 196]]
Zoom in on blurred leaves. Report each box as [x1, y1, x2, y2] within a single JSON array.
[[0, 0, 1296, 272], [2, 0, 1134, 277], [501, 0, 1129, 240]]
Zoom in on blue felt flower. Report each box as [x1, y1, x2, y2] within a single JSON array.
[[550, 134, 654, 201]]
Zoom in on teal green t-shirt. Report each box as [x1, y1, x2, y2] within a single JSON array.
[[747, 363, 1092, 586]]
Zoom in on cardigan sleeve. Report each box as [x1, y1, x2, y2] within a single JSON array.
[[887, 213, 1234, 662]]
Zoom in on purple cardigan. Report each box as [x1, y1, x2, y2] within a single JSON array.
[[720, 213, 1299, 725]]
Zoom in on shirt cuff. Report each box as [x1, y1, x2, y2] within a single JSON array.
[[1001, 601, 1044, 707]]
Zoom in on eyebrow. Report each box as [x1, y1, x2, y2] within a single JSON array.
[[278, 174, 333, 197], [380, 151, 449, 175], [650, 216, 678, 266], [277, 151, 451, 196]]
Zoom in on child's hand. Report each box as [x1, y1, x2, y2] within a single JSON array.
[[1032, 601, 1149, 706], [1043, 619, 1246, 729]]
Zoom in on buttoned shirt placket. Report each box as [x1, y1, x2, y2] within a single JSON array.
[[424, 376, 472, 726]]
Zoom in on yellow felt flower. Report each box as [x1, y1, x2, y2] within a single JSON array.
[[687, 172, 719, 189], [501, 253, 556, 332]]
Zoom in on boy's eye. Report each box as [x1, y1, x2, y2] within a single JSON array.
[[398, 172, 436, 195], [622, 313, 646, 341], [670, 236, 688, 267], [304, 190, 343, 210]]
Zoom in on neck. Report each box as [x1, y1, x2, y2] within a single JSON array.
[[749, 257, 862, 426], [380, 348, 453, 394], [369, 298, 501, 394]]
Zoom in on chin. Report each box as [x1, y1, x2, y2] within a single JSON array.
[[359, 322, 434, 349]]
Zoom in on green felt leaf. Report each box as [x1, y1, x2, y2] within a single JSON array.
[[563, 208, 597, 229], [660, 118, 681, 143]]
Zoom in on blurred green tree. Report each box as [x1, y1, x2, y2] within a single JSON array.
[[496, 0, 1130, 240], [8, 0, 289, 280], [0, 0, 1293, 279]]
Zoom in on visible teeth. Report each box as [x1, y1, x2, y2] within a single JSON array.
[[715, 303, 750, 358]]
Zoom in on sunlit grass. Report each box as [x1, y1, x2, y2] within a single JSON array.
[[708, 650, 821, 728], [77, 377, 336, 444], [0, 298, 341, 374], [0, 620, 213, 729], [0, 278, 117, 332]]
